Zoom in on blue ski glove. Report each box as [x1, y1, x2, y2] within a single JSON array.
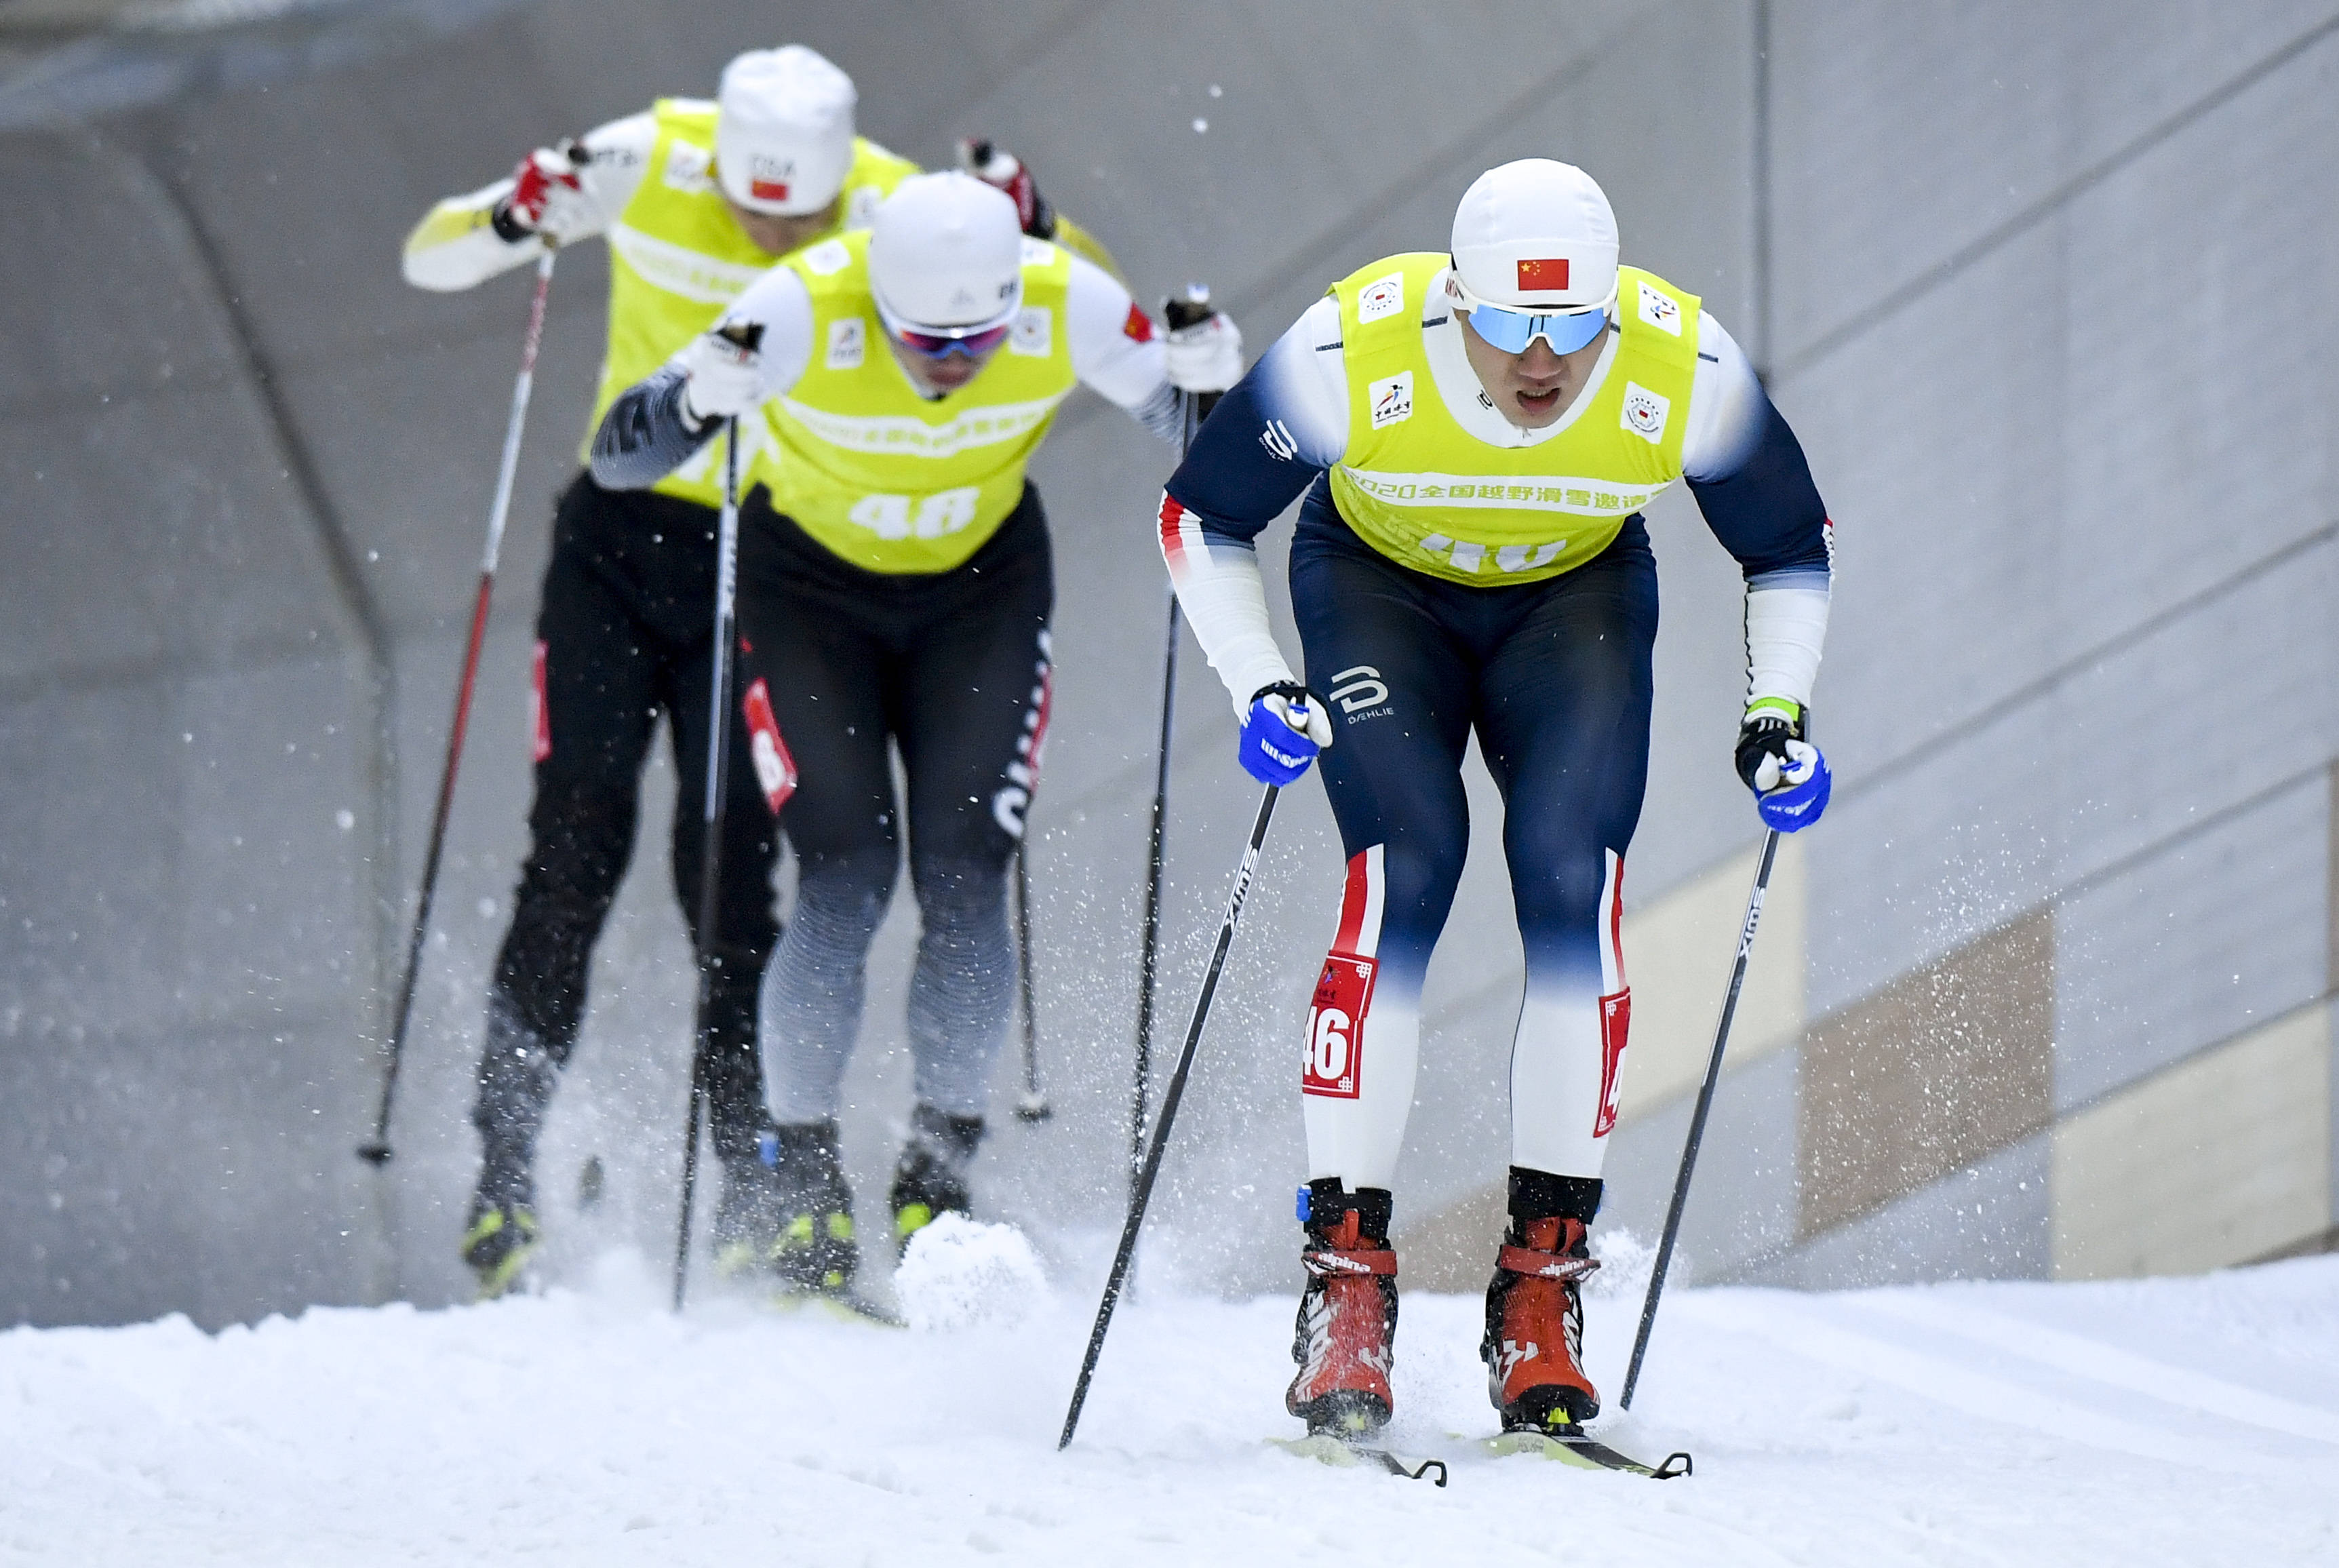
[[1735, 704, 1830, 832], [1238, 682, 1331, 786]]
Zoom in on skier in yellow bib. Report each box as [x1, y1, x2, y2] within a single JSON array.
[[591, 171, 1244, 1301], [399, 44, 1112, 1299], [1158, 159, 1835, 1443]]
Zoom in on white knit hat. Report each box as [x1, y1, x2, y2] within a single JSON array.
[[714, 45, 857, 216], [867, 173, 1025, 333], [1448, 159, 1619, 313]]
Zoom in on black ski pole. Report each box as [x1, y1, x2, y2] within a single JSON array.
[[1619, 826, 1782, 1409], [1061, 780, 1280, 1451], [1127, 585, 1179, 1175], [671, 330, 760, 1310], [359, 249, 557, 1165], [1013, 840, 1052, 1120], [1126, 285, 1214, 1190]]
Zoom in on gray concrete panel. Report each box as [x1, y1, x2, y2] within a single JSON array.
[[1601, 1046, 1801, 1283], [0, 1009, 389, 1329], [2055, 772, 2328, 1113], [1767, 0, 2339, 367], [1742, 1131, 2051, 1290], [1808, 536, 2339, 1017], [0, 368, 349, 688]]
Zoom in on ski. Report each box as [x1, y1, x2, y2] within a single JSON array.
[[1481, 1426, 1691, 1478], [764, 1288, 905, 1329], [1268, 1434, 1449, 1486]]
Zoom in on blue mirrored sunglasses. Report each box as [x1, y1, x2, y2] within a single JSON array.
[[894, 321, 1014, 361], [1463, 302, 1609, 356]]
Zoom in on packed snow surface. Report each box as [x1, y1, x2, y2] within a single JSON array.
[[5, 1249, 2337, 1564]]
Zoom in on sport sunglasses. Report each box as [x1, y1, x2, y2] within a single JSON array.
[[890, 320, 1015, 360], [1462, 302, 1609, 356]]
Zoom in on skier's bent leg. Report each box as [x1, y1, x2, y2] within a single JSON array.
[[665, 627, 785, 1164], [886, 492, 1053, 1239], [467, 476, 663, 1295], [760, 851, 895, 1123], [1472, 523, 1657, 1430], [1478, 522, 1654, 1185], [903, 855, 1014, 1119], [1300, 842, 1455, 1191], [1291, 522, 1478, 1195]]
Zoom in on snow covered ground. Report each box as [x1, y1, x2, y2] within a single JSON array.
[[4, 1227, 2336, 1565]]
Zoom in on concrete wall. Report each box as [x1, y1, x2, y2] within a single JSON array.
[[5, 0, 2334, 1328]]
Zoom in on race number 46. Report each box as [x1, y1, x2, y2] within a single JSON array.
[[1303, 954, 1377, 1099], [847, 485, 981, 540]]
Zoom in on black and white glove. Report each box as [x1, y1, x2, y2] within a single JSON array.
[[958, 138, 1057, 239], [1164, 309, 1244, 394], [490, 142, 590, 244], [1735, 703, 1831, 832], [674, 326, 765, 429]]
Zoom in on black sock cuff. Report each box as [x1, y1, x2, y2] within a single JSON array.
[[1305, 1177, 1394, 1243], [1508, 1167, 1603, 1226]]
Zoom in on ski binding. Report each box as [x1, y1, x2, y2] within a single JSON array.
[[1482, 1424, 1691, 1478], [1269, 1433, 1448, 1486]]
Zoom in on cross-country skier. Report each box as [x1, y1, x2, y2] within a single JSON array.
[[589, 171, 1244, 1299], [1156, 159, 1832, 1441], [400, 44, 1116, 1298]]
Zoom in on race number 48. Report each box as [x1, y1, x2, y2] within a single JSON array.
[[848, 485, 981, 540], [1303, 954, 1376, 1099]]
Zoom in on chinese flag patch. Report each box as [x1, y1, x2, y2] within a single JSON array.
[[1122, 302, 1155, 342], [1516, 257, 1571, 292], [751, 178, 789, 202]]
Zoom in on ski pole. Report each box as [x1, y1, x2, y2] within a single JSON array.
[[1061, 780, 1280, 1450], [672, 330, 760, 1310], [1127, 585, 1179, 1175], [1619, 827, 1781, 1409], [359, 249, 557, 1166], [1126, 286, 1214, 1188], [1012, 840, 1052, 1121]]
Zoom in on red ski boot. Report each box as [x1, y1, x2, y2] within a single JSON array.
[[1482, 1214, 1603, 1432], [1285, 1182, 1398, 1438]]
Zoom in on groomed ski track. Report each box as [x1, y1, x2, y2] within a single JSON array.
[[4, 1253, 2334, 1564]]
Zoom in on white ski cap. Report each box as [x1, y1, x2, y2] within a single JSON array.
[[1449, 158, 1619, 313], [714, 45, 857, 216], [867, 172, 1025, 334]]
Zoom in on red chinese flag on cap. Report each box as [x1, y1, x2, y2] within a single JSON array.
[[1516, 257, 1571, 292], [1122, 302, 1155, 342], [751, 178, 790, 201]]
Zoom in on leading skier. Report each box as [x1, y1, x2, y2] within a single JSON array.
[[1156, 159, 1833, 1441], [399, 44, 1112, 1297], [590, 172, 1242, 1301]]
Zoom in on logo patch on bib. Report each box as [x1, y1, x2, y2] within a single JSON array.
[[1011, 307, 1053, 357], [1636, 279, 1683, 336], [798, 239, 850, 276], [1368, 370, 1413, 430], [662, 143, 713, 194], [825, 317, 865, 370], [1357, 273, 1404, 324], [1621, 382, 1670, 443]]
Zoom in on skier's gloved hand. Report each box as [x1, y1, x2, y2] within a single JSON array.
[[1163, 308, 1244, 394], [1238, 682, 1332, 787], [491, 142, 589, 244], [957, 137, 1057, 239], [673, 326, 765, 429], [1735, 703, 1830, 831]]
